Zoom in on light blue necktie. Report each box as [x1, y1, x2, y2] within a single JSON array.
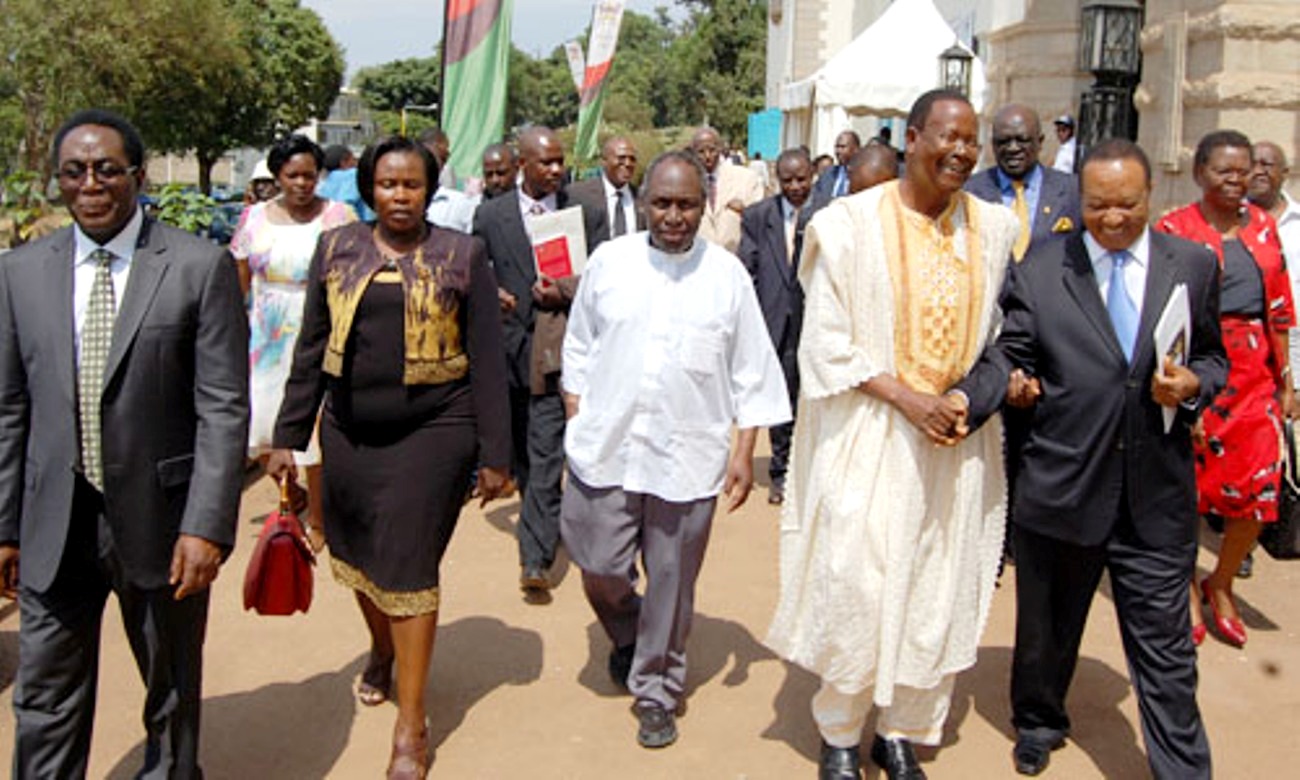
[[1107, 250, 1138, 362], [834, 168, 847, 197]]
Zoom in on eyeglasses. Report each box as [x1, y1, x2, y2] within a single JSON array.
[[56, 160, 138, 185]]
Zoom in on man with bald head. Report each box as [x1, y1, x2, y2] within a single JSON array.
[[690, 126, 763, 253], [813, 130, 863, 201], [1248, 141, 1300, 391], [569, 136, 645, 239], [966, 104, 1081, 263], [473, 126, 607, 596], [480, 142, 518, 200], [847, 143, 899, 194]]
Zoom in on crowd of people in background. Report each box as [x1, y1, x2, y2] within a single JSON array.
[[1, 90, 1296, 780]]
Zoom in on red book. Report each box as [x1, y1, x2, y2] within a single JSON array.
[[534, 236, 574, 278]]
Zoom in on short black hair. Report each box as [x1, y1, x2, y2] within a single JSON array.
[[322, 144, 353, 172], [906, 89, 971, 132], [356, 135, 441, 211], [1193, 130, 1252, 172], [268, 134, 324, 177], [482, 142, 515, 163], [417, 127, 449, 147], [1079, 138, 1152, 186], [776, 147, 812, 169], [51, 109, 145, 171], [643, 150, 708, 202], [837, 130, 862, 146]]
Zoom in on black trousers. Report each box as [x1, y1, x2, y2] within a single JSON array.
[[518, 386, 566, 569], [1011, 516, 1211, 780], [12, 477, 210, 780], [768, 324, 800, 482]]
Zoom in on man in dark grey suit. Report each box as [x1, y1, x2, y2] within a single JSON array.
[[995, 140, 1224, 779], [811, 130, 861, 202], [472, 126, 606, 596], [0, 109, 249, 778], [568, 136, 646, 239], [965, 104, 1081, 262], [737, 147, 819, 505]]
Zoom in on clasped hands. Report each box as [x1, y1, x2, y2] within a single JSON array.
[[899, 388, 970, 447]]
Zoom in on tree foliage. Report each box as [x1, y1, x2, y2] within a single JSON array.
[[0, 0, 344, 192], [354, 56, 442, 114]]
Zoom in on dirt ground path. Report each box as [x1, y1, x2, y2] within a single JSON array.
[[2, 449, 1299, 778]]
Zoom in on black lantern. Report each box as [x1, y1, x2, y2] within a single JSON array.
[[1078, 0, 1143, 77], [1075, 0, 1144, 162], [939, 43, 973, 97]]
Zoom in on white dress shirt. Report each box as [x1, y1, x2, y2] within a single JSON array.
[[562, 234, 791, 502], [1084, 227, 1150, 319], [1275, 191, 1300, 383], [73, 206, 143, 362], [1053, 137, 1077, 174], [425, 186, 480, 234]]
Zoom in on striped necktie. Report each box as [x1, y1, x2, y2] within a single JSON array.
[[79, 248, 116, 491]]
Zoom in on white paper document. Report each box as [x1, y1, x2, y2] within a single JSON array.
[[1153, 283, 1190, 433], [527, 206, 588, 279]]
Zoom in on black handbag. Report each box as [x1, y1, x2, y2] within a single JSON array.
[[1261, 423, 1300, 560]]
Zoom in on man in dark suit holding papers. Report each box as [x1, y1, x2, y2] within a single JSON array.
[[473, 126, 606, 596], [995, 139, 1225, 779]]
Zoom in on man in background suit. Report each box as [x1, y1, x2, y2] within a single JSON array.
[[473, 126, 607, 597], [965, 104, 1080, 262], [996, 139, 1224, 779], [0, 109, 249, 778], [481, 142, 519, 201], [690, 127, 763, 253], [812, 130, 862, 201], [737, 147, 820, 505], [568, 136, 646, 239]]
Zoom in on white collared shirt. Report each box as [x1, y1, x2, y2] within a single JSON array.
[[1275, 191, 1300, 382], [601, 174, 636, 238], [426, 186, 480, 234], [562, 234, 791, 502], [73, 206, 143, 362], [1084, 227, 1150, 319]]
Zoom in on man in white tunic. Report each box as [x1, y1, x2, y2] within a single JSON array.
[[561, 151, 790, 750], [767, 90, 1019, 780]]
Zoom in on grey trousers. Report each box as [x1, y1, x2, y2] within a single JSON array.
[[13, 477, 208, 780], [519, 390, 566, 569], [560, 476, 716, 713]]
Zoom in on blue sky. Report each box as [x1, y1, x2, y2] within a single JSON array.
[[302, 0, 680, 78]]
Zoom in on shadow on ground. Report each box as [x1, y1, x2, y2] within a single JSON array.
[[102, 615, 542, 778]]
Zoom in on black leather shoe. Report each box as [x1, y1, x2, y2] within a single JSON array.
[[870, 735, 926, 779], [636, 706, 677, 748], [818, 741, 861, 780], [768, 478, 785, 505], [1013, 735, 1064, 776], [608, 644, 635, 690]]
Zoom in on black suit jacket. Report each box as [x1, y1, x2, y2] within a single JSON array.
[[472, 187, 608, 389], [994, 230, 1227, 549], [737, 195, 819, 347], [964, 165, 1082, 253], [0, 218, 250, 591], [566, 175, 645, 239]]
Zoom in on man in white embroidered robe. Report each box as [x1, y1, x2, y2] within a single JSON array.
[[766, 90, 1019, 780]]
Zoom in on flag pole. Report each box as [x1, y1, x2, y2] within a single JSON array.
[[438, 0, 452, 128]]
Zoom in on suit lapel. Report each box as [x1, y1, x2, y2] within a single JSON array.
[[501, 194, 534, 282], [1061, 235, 1127, 364], [764, 199, 795, 286], [104, 219, 168, 385], [1132, 234, 1179, 377], [47, 232, 77, 407]]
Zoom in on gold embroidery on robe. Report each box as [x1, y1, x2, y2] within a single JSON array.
[[878, 184, 985, 395]]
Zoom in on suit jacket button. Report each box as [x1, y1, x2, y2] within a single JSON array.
[[1126, 380, 1139, 389], [1116, 440, 1125, 451]]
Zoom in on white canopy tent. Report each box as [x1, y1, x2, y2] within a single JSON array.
[[779, 0, 988, 155]]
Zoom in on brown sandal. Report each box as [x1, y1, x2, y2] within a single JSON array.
[[357, 653, 394, 707], [386, 719, 430, 779]]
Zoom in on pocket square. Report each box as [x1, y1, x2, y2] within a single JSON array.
[[1052, 216, 1074, 233]]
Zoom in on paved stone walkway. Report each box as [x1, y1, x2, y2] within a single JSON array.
[[2, 453, 1298, 778]]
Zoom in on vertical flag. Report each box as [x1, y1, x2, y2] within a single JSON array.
[[573, 0, 626, 162], [563, 41, 587, 93], [442, 0, 514, 180]]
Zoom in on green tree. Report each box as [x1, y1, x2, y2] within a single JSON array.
[[354, 56, 442, 114], [665, 0, 767, 145]]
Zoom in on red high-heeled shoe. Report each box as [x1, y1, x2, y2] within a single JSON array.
[[1202, 577, 1247, 647], [1191, 622, 1208, 646]]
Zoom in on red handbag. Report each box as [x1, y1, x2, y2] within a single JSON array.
[[243, 479, 316, 615]]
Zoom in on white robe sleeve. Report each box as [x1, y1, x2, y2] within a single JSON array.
[[796, 205, 887, 400], [561, 255, 598, 397]]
